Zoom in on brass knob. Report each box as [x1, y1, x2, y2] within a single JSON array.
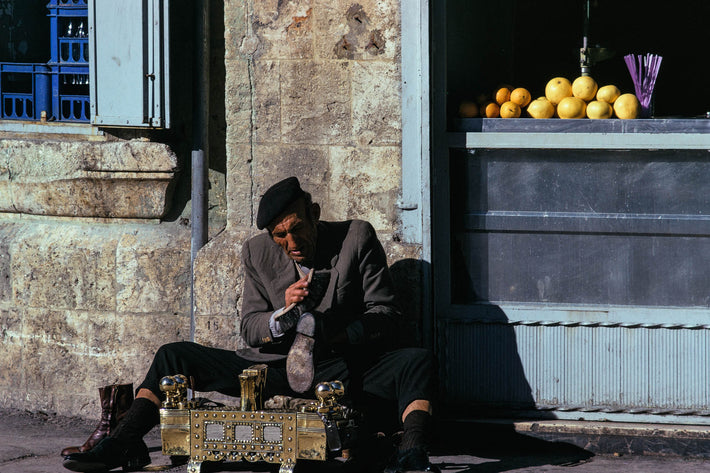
[[160, 376, 176, 393]]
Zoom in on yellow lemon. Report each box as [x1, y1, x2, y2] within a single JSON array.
[[557, 96, 587, 119], [510, 87, 532, 107], [613, 93, 640, 119], [483, 102, 500, 118], [596, 84, 621, 104], [527, 97, 555, 119], [499, 101, 521, 118], [572, 76, 598, 102], [545, 77, 573, 105], [586, 100, 613, 119], [458, 101, 479, 118]]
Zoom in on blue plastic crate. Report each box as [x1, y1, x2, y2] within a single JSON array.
[[49, 63, 89, 122], [58, 94, 90, 121], [47, 0, 88, 65], [51, 0, 88, 5], [57, 37, 89, 64], [0, 1, 89, 123], [0, 63, 52, 121]]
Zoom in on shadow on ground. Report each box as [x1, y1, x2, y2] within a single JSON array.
[[430, 421, 595, 472]]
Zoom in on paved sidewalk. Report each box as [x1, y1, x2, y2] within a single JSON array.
[[2, 408, 710, 472]]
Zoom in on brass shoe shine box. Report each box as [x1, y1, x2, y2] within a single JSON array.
[[159, 366, 357, 473]]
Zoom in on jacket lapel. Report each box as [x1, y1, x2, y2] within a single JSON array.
[[269, 245, 300, 307], [312, 224, 342, 313], [313, 267, 339, 313]]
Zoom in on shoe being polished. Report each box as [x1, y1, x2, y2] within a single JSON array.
[[286, 312, 316, 393], [383, 446, 441, 473], [62, 436, 150, 472]]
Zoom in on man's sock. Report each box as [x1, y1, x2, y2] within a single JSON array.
[[109, 397, 160, 444], [400, 409, 433, 451]]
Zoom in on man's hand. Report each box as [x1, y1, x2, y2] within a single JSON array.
[[277, 271, 331, 334], [285, 274, 310, 308]]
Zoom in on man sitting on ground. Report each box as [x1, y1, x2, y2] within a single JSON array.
[[63, 176, 438, 473]]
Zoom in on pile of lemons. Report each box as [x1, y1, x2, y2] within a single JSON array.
[[459, 77, 640, 120]]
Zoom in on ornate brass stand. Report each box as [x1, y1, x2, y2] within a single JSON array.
[[159, 366, 357, 473]]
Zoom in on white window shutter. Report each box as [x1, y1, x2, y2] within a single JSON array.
[[88, 0, 170, 128]]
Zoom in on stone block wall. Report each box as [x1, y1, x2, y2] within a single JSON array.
[[194, 0, 422, 352], [0, 0, 423, 418], [222, 0, 404, 226], [0, 219, 191, 416], [0, 132, 192, 418]]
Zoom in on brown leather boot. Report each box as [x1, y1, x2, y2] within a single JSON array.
[[61, 383, 133, 456]]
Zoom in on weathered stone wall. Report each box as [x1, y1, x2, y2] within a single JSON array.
[[0, 127, 194, 418], [0, 139, 179, 218], [193, 0, 423, 352], [0, 0, 422, 419], [0, 219, 191, 416]]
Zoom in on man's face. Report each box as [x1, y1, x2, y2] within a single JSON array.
[[268, 199, 318, 264]]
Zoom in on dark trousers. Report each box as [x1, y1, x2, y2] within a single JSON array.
[[137, 341, 435, 430]]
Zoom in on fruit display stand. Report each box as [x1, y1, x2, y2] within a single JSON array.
[[438, 120, 710, 425], [448, 76, 710, 152], [450, 117, 710, 147], [431, 0, 710, 427]]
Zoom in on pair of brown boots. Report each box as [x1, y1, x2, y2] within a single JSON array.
[[61, 384, 134, 457]]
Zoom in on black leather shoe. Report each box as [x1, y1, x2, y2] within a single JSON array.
[[286, 312, 316, 393], [383, 446, 440, 473], [62, 437, 150, 472]]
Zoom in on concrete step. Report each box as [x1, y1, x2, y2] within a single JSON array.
[[438, 419, 710, 459]]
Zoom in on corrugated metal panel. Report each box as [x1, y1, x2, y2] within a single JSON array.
[[440, 315, 710, 418], [439, 147, 710, 424]]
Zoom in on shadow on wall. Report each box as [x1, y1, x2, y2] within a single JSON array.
[[389, 258, 426, 348], [388, 259, 593, 469], [160, 0, 227, 224], [437, 239, 554, 423], [389, 258, 538, 420], [452, 304, 538, 413]]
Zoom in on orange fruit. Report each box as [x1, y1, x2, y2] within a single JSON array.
[[483, 102, 500, 118], [510, 87, 532, 107], [545, 77, 573, 105], [613, 93, 640, 119], [499, 101, 521, 118], [494, 86, 512, 105], [458, 101, 479, 118], [586, 100, 613, 119], [572, 76, 598, 102], [557, 96, 587, 119]]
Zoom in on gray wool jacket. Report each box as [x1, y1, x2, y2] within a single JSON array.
[[237, 219, 403, 362]]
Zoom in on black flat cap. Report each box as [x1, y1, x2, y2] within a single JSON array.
[[256, 177, 306, 229]]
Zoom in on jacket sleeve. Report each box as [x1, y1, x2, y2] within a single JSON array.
[[346, 221, 403, 345], [240, 239, 280, 348]]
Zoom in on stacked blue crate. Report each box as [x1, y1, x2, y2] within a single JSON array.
[[0, 63, 52, 121], [0, 0, 89, 122], [47, 0, 90, 122]]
